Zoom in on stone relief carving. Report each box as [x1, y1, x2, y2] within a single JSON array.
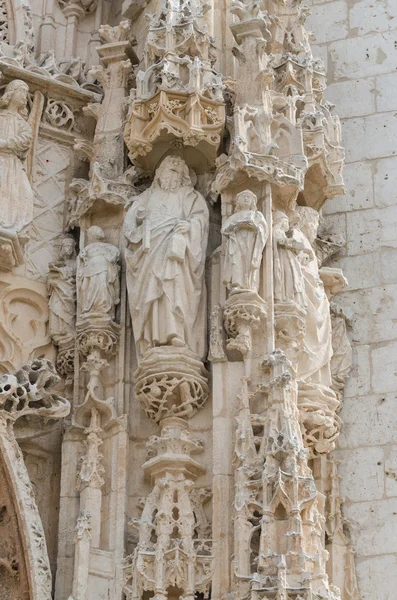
[[222, 190, 268, 294], [48, 235, 77, 346], [0, 79, 34, 234], [77, 226, 120, 321], [0, 359, 69, 600], [125, 155, 208, 360]]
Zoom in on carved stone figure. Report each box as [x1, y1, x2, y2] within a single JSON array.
[[77, 226, 120, 320], [0, 79, 34, 232], [125, 155, 209, 360], [295, 206, 333, 385], [48, 235, 77, 345], [222, 190, 268, 293], [273, 210, 307, 308]]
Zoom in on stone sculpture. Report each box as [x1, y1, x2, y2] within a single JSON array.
[[125, 155, 209, 360], [0, 79, 34, 232], [295, 206, 333, 385], [273, 209, 307, 308], [77, 226, 120, 321], [48, 235, 77, 345], [222, 190, 268, 293]]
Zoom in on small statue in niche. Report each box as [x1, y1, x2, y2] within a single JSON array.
[[77, 226, 120, 320], [222, 190, 268, 294], [124, 155, 209, 361], [48, 235, 77, 345], [0, 79, 34, 232], [272, 209, 307, 309]]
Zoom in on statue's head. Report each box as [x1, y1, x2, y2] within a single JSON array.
[[273, 210, 289, 232], [59, 235, 76, 260], [86, 226, 105, 244], [154, 156, 192, 192], [0, 79, 29, 117], [235, 190, 257, 212], [296, 206, 319, 243]]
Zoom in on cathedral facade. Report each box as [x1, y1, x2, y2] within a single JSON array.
[[0, 0, 395, 599]]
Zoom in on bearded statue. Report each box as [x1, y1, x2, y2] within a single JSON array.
[[124, 155, 209, 361]]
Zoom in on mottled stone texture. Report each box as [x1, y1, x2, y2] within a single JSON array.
[[308, 1, 397, 597]]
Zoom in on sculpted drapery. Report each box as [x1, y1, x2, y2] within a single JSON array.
[[222, 190, 268, 294], [77, 226, 120, 320], [0, 79, 34, 232], [48, 235, 76, 344], [295, 206, 333, 386], [124, 156, 209, 360]]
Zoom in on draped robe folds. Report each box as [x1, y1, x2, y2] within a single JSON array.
[[295, 229, 333, 385], [125, 185, 209, 360], [273, 225, 306, 309], [0, 111, 34, 231], [222, 210, 268, 292], [48, 263, 76, 341], [77, 243, 120, 318]]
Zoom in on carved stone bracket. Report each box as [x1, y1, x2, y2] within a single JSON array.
[[0, 228, 26, 271], [135, 347, 209, 423], [298, 382, 341, 457], [223, 290, 267, 358]]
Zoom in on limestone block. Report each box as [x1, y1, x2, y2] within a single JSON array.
[[329, 32, 397, 80], [334, 284, 397, 346], [371, 341, 397, 393], [381, 247, 397, 283], [323, 161, 374, 214], [343, 344, 371, 398], [356, 554, 397, 600], [346, 209, 381, 255], [384, 445, 397, 498], [306, 1, 348, 44], [337, 252, 382, 291], [345, 498, 397, 556], [349, 0, 397, 36], [374, 156, 397, 207], [336, 446, 385, 502], [342, 112, 397, 163], [325, 78, 376, 119], [375, 72, 397, 113], [339, 394, 397, 449]]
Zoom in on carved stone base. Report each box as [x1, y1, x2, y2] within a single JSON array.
[[298, 382, 341, 457], [135, 346, 209, 422], [274, 301, 306, 365], [223, 290, 267, 357]]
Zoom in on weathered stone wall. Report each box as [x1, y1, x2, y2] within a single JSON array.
[[308, 2, 397, 598]]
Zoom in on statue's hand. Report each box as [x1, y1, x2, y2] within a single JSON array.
[[174, 221, 190, 234]]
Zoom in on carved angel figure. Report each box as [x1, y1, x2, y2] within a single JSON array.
[[48, 235, 77, 345], [273, 210, 306, 308], [222, 190, 268, 293], [77, 226, 120, 320], [0, 79, 34, 232], [125, 155, 209, 360]]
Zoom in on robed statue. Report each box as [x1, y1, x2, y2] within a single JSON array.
[[77, 226, 120, 320], [48, 235, 77, 345], [0, 79, 34, 232], [222, 190, 268, 293], [124, 155, 209, 360], [295, 206, 333, 386], [272, 210, 307, 309]]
